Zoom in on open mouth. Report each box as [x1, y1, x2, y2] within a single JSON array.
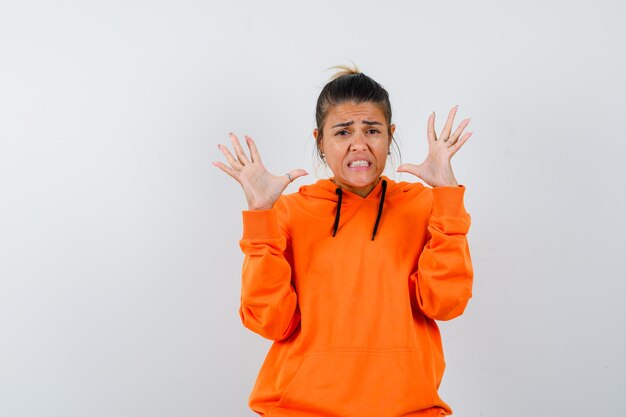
[[348, 160, 371, 168]]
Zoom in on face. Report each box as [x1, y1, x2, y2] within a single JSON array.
[[314, 101, 395, 198]]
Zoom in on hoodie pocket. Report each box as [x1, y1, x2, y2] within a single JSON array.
[[270, 348, 438, 417]]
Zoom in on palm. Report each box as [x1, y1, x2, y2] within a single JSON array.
[[398, 105, 472, 188], [214, 133, 308, 210], [237, 161, 294, 210]]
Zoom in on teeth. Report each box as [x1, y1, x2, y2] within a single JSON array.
[[349, 160, 370, 167]]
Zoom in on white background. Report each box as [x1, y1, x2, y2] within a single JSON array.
[[1, 1, 625, 416]]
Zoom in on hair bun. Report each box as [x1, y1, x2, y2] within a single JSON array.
[[327, 62, 361, 81]]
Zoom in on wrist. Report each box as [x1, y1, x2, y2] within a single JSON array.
[[247, 198, 276, 211], [248, 204, 274, 210], [433, 175, 458, 187]]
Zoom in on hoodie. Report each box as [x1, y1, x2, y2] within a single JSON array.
[[238, 175, 473, 417]]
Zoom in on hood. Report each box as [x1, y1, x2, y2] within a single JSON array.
[[296, 175, 412, 241]]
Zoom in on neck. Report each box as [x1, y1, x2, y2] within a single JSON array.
[[331, 177, 381, 198]]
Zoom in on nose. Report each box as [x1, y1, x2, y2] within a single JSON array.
[[349, 132, 368, 151]]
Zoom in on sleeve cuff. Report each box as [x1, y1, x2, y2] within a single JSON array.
[[242, 209, 282, 240], [431, 184, 468, 217]]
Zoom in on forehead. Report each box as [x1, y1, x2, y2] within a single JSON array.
[[325, 102, 386, 125]]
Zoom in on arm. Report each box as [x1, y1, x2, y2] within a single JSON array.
[[238, 205, 301, 341], [397, 105, 474, 320], [213, 133, 305, 340], [411, 185, 473, 321]]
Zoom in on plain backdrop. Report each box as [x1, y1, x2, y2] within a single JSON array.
[[1, 1, 625, 416]]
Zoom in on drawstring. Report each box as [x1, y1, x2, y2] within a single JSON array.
[[332, 187, 343, 237], [371, 179, 387, 241], [331, 179, 387, 241]]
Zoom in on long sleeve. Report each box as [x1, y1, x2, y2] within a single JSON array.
[[238, 206, 301, 341], [411, 185, 473, 321]]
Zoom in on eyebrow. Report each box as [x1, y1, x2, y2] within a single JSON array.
[[331, 120, 383, 128]]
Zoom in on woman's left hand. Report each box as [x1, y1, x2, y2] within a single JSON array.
[[397, 105, 472, 188]]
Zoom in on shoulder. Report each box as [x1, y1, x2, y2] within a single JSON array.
[[275, 189, 302, 210], [273, 185, 311, 221], [381, 177, 435, 217], [279, 178, 338, 207], [383, 176, 430, 199]]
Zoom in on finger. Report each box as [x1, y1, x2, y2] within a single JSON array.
[[230, 133, 251, 165], [245, 135, 262, 163], [284, 169, 309, 184], [218, 143, 243, 170], [396, 163, 419, 174], [427, 112, 436, 142], [290, 169, 309, 180], [439, 105, 458, 141], [396, 163, 423, 180], [447, 118, 471, 146], [212, 161, 240, 182], [449, 132, 472, 157]]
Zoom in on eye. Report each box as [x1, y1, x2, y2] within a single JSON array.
[[367, 129, 381, 135], [335, 130, 350, 137]]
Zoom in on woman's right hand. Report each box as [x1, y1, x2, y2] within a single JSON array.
[[213, 133, 308, 210]]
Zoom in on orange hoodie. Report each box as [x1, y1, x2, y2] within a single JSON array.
[[238, 175, 473, 417]]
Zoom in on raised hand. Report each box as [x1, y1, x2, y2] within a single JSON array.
[[397, 105, 472, 188], [213, 133, 308, 210]]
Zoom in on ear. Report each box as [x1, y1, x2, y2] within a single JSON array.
[[388, 124, 396, 146], [313, 128, 323, 153]]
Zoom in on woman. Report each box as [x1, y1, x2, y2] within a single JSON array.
[[214, 66, 474, 417]]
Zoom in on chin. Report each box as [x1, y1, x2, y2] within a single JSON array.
[[339, 172, 381, 189]]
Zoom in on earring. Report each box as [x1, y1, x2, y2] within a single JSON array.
[[321, 153, 325, 158]]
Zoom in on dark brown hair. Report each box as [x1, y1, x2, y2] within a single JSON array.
[[315, 64, 399, 162]]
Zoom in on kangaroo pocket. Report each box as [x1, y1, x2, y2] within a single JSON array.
[[270, 348, 438, 417]]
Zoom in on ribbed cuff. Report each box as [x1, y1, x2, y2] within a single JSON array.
[[431, 184, 468, 217], [242, 209, 282, 240]]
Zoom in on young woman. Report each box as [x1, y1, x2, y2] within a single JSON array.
[[214, 66, 474, 417]]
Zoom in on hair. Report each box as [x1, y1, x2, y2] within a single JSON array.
[[314, 63, 400, 163]]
